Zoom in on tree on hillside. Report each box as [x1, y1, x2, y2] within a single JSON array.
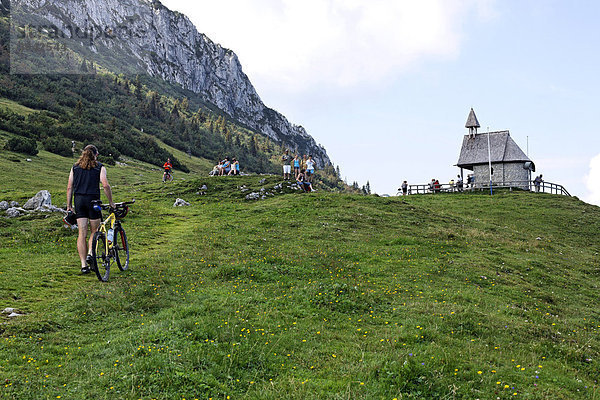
[[180, 97, 189, 113], [146, 91, 160, 118], [249, 135, 257, 156], [362, 181, 371, 195], [74, 100, 83, 118], [170, 100, 180, 120], [134, 75, 143, 100]]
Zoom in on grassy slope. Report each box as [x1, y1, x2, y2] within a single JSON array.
[[1, 148, 599, 400]]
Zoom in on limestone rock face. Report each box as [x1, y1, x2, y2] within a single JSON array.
[[14, 0, 331, 167]]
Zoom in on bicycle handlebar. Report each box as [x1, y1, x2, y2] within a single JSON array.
[[91, 199, 135, 210]]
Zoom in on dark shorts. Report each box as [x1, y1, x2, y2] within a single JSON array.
[[74, 194, 102, 220]]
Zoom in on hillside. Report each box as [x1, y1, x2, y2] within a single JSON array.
[[1, 149, 599, 399], [0, 7, 345, 191], [8, 0, 332, 167]]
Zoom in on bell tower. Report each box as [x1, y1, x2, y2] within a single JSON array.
[[465, 108, 480, 138]]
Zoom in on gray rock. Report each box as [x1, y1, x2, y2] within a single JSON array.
[[9, 201, 19, 208], [6, 208, 22, 218], [0, 201, 8, 211], [200, 185, 208, 191], [174, 198, 191, 207], [8, 313, 23, 318], [39, 205, 66, 213], [245, 192, 260, 201], [2, 308, 15, 314], [259, 179, 267, 184], [23, 190, 52, 210]]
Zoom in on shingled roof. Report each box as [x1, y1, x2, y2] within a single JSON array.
[[457, 131, 531, 170], [465, 108, 480, 129]]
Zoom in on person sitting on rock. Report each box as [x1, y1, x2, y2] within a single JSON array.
[[297, 169, 312, 192], [220, 157, 231, 176], [229, 158, 239, 176]]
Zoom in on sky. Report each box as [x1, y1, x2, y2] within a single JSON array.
[[160, 0, 599, 204]]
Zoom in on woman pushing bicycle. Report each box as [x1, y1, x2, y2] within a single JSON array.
[[66, 145, 115, 274]]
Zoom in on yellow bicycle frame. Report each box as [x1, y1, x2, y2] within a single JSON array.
[[98, 211, 117, 250]]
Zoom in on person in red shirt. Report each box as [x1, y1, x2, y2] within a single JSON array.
[[163, 158, 173, 182]]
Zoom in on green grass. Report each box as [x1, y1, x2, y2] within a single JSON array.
[[0, 100, 36, 116], [1, 149, 599, 399]]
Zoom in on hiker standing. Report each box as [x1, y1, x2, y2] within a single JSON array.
[[456, 175, 463, 192], [534, 174, 543, 193], [281, 150, 292, 180], [400, 180, 408, 196]]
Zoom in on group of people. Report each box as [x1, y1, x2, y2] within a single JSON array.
[[411, 173, 544, 194], [282, 150, 317, 192], [209, 157, 241, 176], [428, 175, 473, 193]]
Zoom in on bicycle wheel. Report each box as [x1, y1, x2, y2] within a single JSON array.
[[114, 225, 129, 271], [91, 231, 110, 282]]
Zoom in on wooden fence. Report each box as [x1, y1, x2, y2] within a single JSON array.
[[405, 181, 570, 196]]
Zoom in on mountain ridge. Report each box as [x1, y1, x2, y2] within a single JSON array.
[[11, 0, 331, 166]]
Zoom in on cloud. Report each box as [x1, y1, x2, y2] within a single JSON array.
[[585, 154, 600, 206], [160, 0, 497, 92]]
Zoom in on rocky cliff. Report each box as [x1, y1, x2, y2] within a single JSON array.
[[11, 0, 331, 166]]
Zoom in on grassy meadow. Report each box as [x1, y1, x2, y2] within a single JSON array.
[[1, 147, 599, 399]]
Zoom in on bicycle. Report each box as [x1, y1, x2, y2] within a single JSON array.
[[163, 169, 173, 183], [90, 200, 135, 282]]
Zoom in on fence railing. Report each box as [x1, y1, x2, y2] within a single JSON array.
[[406, 181, 570, 196]]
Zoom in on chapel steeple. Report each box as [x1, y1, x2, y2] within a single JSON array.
[[465, 108, 480, 138]]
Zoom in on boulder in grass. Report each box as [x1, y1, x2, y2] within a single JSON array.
[[245, 192, 260, 201], [6, 208, 23, 218], [174, 198, 191, 207], [10, 201, 19, 207], [0, 201, 8, 211], [23, 190, 52, 210]]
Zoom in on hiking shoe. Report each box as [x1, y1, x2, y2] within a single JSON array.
[[81, 266, 91, 274]]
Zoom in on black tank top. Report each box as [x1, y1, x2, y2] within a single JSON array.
[[73, 162, 103, 196]]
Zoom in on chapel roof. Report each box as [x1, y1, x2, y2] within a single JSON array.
[[457, 130, 531, 170]]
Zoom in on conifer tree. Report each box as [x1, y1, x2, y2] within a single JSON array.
[[180, 97, 189, 113], [134, 75, 143, 100], [74, 100, 83, 118]]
